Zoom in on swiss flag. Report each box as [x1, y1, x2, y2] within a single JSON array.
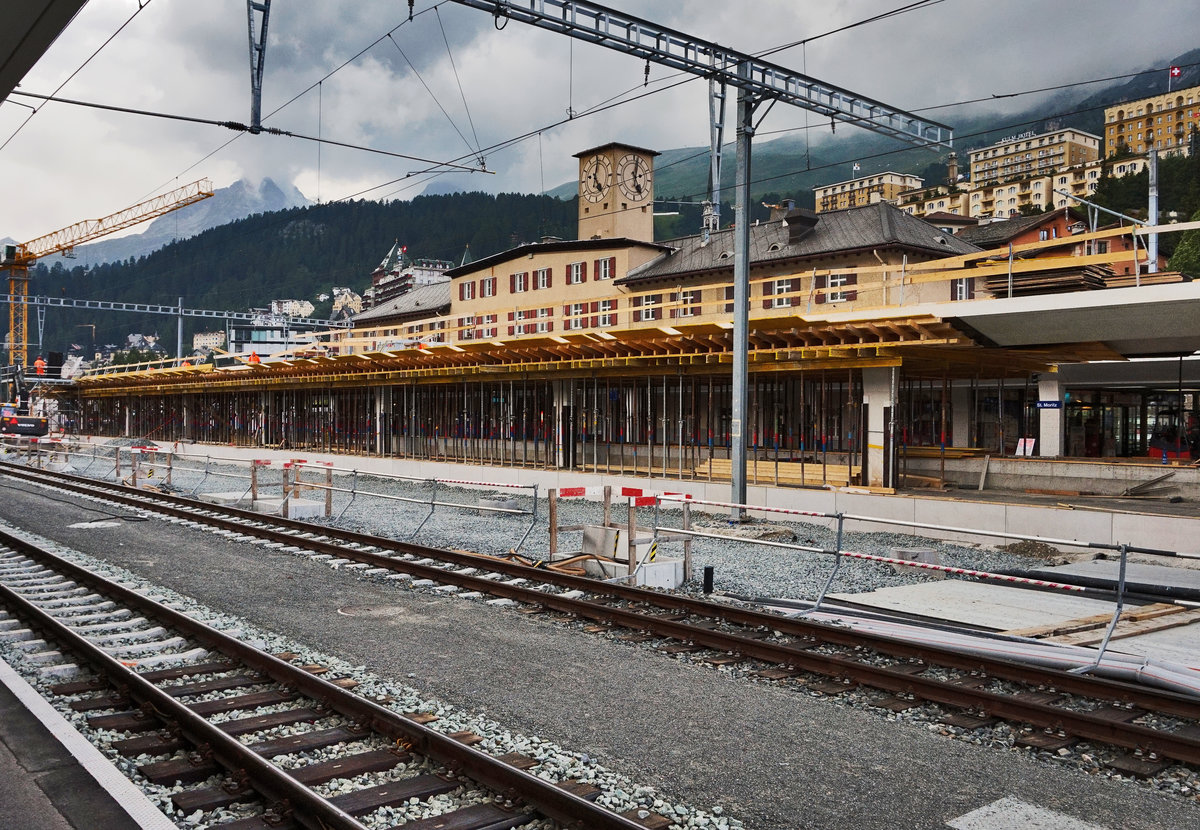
[[1170, 66, 1182, 78]]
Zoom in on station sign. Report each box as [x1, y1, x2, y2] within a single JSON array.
[[1035, 400, 1062, 409]]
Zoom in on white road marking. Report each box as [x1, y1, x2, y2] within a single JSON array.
[[948, 797, 1108, 830]]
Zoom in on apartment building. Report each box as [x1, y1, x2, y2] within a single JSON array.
[[813, 171, 923, 213], [968, 128, 1100, 186], [1104, 82, 1200, 158]]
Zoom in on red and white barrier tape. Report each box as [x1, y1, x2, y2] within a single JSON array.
[[657, 493, 826, 519], [558, 486, 691, 506]]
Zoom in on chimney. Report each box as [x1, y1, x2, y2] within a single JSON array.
[[767, 198, 795, 223], [783, 208, 819, 245], [946, 152, 959, 186]]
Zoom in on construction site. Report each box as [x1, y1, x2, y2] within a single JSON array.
[[36, 143, 1200, 502]]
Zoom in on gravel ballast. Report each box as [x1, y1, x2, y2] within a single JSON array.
[[1, 448, 1198, 829]]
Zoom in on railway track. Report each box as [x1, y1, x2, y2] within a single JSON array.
[[0, 523, 660, 830], [4, 461, 1200, 788]]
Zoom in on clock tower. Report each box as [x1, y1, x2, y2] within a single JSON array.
[[574, 142, 658, 243]]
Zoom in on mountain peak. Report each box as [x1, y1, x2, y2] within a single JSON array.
[[71, 177, 311, 267]]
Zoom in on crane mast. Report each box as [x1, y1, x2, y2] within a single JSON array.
[[3, 178, 214, 367]]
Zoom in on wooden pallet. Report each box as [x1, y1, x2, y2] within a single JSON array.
[[702, 457, 860, 487]]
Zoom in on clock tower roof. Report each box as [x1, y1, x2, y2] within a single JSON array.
[[573, 141, 660, 159]]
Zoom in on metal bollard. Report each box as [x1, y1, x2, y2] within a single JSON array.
[[703, 565, 714, 594]]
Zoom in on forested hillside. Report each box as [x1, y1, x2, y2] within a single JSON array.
[[32, 192, 576, 354]]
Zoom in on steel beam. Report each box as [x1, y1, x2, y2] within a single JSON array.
[[452, 0, 954, 510], [1, 294, 351, 329], [246, 0, 271, 132], [451, 0, 952, 147]]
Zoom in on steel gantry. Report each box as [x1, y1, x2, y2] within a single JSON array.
[[448, 0, 954, 507]]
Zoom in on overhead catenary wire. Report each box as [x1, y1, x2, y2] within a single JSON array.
[[17, 3, 1194, 309], [0, 0, 158, 154], [436, 6, 485, 168], [7, 91, 488, 174]]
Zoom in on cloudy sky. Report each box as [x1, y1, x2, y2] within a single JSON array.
[[0, 0, 1195, 243]]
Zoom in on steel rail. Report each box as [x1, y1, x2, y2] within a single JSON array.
[[0, 527, 646, 830], [7, 460, 1200, 720], [6, 462, 1200, 760]]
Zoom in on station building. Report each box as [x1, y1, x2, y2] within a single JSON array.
[[66, 143, 1200, 491]]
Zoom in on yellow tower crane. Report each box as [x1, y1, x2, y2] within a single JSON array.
[[2, 178, 214, 367]]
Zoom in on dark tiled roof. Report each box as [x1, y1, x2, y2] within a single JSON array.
[[620, 201, 980, 284], [955, 207, 1088, 248], [955, 213, 1053, 247], [353, 281, 451, 324]]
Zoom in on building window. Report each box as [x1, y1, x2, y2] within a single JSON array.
[[951, 277, 974, 301], [566, 302, 586, 330], [671, 289, 701, 317], [567, 261, 587, 284], [595, 257, 616, 280], [535, 307, 552, 333], [479, 314, 497, 339], [635, 294, 661, 322], [817, 273, 857, 304], [598, 299, 616, 327], [459, 281, 476, 301], [458, 316, 475, 341], [481, 277, 496, 298], [510, 272, 528, 293], [770, 278, 795, 308], [535, 267, 552, 290]]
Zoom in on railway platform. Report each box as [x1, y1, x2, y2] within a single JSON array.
[[0, 656, 173, 830]]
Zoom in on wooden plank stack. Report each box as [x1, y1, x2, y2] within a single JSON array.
[[983, 265, 1109, 296]]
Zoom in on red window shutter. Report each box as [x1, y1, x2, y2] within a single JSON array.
[[546, 267, 552, 288], [590, 301, 599, 313], [581, 261, 588, 281], [845, 273, 858, 302], [762, 282, 774, 309], [608, 256, 616, 276], [612, 298, 619, 308], [507, 311, 514, 321], [815, 274, 827, 305], [967, 278, 975, 300], [508, 326, 514, 335], [458, 282, 465, 301], [509, 274, 516, 293], [547, 321, 554, 332]]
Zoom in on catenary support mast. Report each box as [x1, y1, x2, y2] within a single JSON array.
[[450, 0, 954, 509]]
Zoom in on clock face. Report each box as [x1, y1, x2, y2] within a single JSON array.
[[617, 153, 652, 201], [580, 154, 612, 203]]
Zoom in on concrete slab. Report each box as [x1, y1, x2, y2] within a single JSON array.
[[251, 498, 325, 518], [1040, 559, 1200, 590], [196, 491, 252, 507], [828, 580, 1116, 631]]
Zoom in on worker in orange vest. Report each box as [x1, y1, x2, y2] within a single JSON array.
[[33, 355, 46, 376], [248, 352, 261, 364]]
